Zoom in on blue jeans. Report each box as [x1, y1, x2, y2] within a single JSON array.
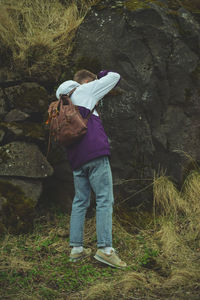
[[70, 156, 114, 248]]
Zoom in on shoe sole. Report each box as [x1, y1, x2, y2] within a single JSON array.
[[94, 254, 125, 269]]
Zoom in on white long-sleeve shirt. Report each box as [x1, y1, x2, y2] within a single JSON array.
[[56, 72, 120, 116]]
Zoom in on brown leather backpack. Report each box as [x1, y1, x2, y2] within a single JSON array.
[[46, 88, 95, 155]]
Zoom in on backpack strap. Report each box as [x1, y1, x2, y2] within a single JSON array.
[[67, 87, 97, 121], [67, 87, 76, 97]]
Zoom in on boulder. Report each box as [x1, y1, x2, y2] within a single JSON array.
[[0, 141, 53, 233], [0, 122, 46, 142], [0, 178, 42, 204], [0, 141, 53, 178], [4, 82, 48, 114], [4, 109, 30, 122]]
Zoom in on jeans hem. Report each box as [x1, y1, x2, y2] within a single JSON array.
[[70, 243, 83, 247], [97, 243, 112, 248]]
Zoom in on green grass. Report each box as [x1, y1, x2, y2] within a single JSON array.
[[0, 212, 159, 299], [1, 170, 200, 299], [0, 214, 120, 299]]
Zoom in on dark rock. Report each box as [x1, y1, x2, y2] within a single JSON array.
[[0, 1, 200, 213], [60, 2, 200, 205], [4, 109, 30, 122], [0, 180, 36, 234], [1, 122, 46, 143], [0, 177, 42, 205], [0, 141, 53, 178], [0, 129, 5, 143], [4, 82, 48, 114], [41, 145, 74, 211], [0, 88, 7, 116], [2, 123, 23, 136]]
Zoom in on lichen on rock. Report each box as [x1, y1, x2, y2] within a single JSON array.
[[0, 141, 53, 178]]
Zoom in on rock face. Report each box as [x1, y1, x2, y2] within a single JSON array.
[[0, 0, 200, 231], [63, 1, 200, 204]]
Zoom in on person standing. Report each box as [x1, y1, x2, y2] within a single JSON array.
[[56, 70, 126, 268]]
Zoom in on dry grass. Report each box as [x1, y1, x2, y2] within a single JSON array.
[[153, 174, 186, 217], [71, 170, 200, 299], [1, 170, 200, 299], [0, 0, 99, 78], [152, 170, 200, 292]]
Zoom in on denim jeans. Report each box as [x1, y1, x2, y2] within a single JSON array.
[[69, 156, 114, 248]]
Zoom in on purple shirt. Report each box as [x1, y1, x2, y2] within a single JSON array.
[[67, 106, 110, 170]]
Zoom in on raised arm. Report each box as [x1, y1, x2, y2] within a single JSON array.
[[90, 71, 120, 104]]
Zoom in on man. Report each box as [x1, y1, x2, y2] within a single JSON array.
[[56, 69, 126, 268]]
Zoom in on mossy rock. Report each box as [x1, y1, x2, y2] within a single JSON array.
[[168, 0, 200, 12], [124, 0, 151, 10], [191, 63, 200, 81], [124, 0, 161, 11], [4, 82, 48, 114], [0, 121, 46, 141], [123, 0, 200, 12], [0, 141, 53, 178], [0, 88, 7, 116], [0, 180, 36, 234]]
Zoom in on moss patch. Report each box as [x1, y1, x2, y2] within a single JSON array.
[[124, 0, 200, 12], [0, 121, 46, 141], [124, 0, 161, 11], [0, 180, 35, 234]]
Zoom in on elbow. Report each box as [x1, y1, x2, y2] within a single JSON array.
[[109, 72, 120, 86]]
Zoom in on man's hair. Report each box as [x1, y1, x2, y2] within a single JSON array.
[[73, 69, 96, 84]]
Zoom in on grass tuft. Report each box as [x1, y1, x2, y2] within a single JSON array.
[[0, 0, 99, 78]]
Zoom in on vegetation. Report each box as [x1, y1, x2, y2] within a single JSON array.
[[0, 0, 99, 79], [0, 0, 199, 80], [0, 170, 200, 299], [0, 0, 200, 298]]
